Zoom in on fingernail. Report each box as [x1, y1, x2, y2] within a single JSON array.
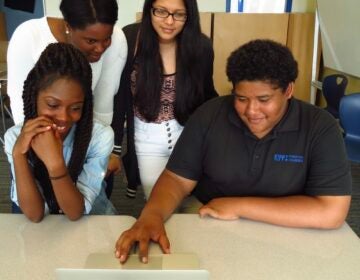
[[119, 255, 126, 262], [115, 251, 120, 258], [142, 257, 148, 263]]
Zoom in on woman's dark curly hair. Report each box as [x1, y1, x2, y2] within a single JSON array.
[[22, 42, 93, 214], [226, 39, 298, 91]]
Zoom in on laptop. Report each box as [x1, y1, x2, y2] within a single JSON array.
[[56, 269, 210, 280], [56, 253, 210, 280]]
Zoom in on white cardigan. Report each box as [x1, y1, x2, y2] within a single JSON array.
[[7, 17, 128, 125]]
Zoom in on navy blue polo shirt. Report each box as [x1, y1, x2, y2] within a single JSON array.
[[167, 96, 351, 204]]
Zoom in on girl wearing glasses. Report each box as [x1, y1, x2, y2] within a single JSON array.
[[111, 0, 217, 200]]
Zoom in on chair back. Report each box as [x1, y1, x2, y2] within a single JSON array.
[[339, 92, 360, 162], [322, 74, 348, 118]]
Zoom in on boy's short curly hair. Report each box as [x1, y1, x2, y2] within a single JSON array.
[[226, 39, 298, 91]]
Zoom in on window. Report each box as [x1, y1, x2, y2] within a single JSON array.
[[228, 0, 290, 13]]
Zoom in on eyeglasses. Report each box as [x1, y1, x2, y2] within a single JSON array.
[[151, 7, 187, 22]]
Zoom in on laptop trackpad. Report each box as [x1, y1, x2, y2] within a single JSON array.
[[85, 253, 199, 270]]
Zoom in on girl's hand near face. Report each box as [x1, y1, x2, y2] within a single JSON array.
[[13, 116, 53, 156], [31, 124, 64, 169], [12, 116, 56, 222]]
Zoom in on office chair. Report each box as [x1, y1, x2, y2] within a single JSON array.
[[339, 93, 360, 162], [322, 74, 348, 118]]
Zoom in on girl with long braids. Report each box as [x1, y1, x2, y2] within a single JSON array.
[[111, 0, 218, 200], [7, 0, 127, 198], [4, 43, 116, 222]]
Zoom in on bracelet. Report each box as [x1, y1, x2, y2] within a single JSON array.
[[111, 153, 120, 158], [49, 171, 68, 180]]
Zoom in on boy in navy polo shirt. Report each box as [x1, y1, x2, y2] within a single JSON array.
[[115, 39, 351, 264]]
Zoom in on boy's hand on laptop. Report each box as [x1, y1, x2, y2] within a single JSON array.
[[115, 213, 170, 264]]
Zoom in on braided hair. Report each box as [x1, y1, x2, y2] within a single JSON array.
[[22, 42, 93, 214]]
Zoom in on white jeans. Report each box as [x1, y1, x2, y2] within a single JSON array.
[[134, 117, 183, 199]]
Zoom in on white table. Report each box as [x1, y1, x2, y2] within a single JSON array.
[[0, 214, 359, 280], [0, 214, 136, 280], [159, 215, 360, 280]]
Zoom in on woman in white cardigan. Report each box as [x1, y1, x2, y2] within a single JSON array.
[[7, 0, 127, 126]]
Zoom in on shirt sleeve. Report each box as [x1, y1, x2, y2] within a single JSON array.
[[76, 123, 114, 213], [4, 126, 21, 206], [92, 26, 128, 125], [7, 22, 37, 125], [111, 23, 138, 155], [305, 112, 352, 196], [111, 83, 126, 156]]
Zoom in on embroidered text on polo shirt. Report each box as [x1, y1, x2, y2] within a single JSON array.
[[273, 154, 304, 163]]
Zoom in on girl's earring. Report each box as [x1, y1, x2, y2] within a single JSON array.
[[65, 29, 70, 35]]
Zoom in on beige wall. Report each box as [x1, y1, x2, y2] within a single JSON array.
[[0, 12, 7, 41], [292, 0, 316, 12], [0, 12, 7, 65]]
